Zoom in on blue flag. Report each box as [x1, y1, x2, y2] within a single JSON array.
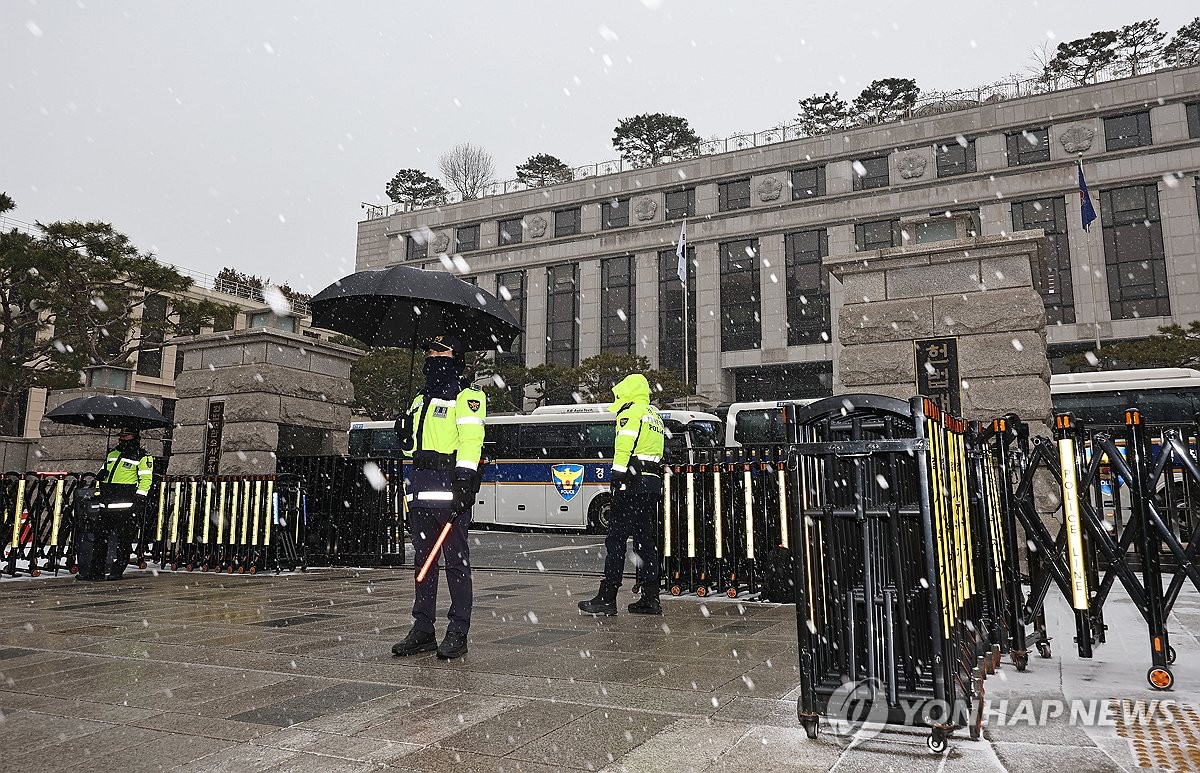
[[1078, 161, 1097, 232]]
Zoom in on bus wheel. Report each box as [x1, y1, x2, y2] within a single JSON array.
[[588, 496, 613, 535]]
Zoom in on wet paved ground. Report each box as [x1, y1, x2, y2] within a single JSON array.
[[1, 565, 1198, 772]]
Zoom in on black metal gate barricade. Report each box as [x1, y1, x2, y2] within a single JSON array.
[[277, 456, 405, 567], [2, 471, 93, 578], [661, 445, 792, 598], [153, 474, 306, 574], [787, 395, 1015, 753], [992, 409, 1200, 690]]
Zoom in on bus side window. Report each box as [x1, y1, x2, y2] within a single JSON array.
[[584, 423, 616, 458], [520, 423, 578, 459], [489, 424, 519, 459]]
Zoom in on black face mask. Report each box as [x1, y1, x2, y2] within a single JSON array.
[[423, 356, 461, 399]]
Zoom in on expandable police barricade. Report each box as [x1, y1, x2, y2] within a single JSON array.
[[989, 409, 1200, 690], [785, 395, 1012, 753], [661, 445, 790, 598], [153, 474, 306, 574], [2, 471, 92, 578]]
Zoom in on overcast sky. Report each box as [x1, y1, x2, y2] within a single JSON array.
[[2, 1, 1195, 296]]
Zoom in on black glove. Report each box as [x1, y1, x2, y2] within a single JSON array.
[[609, 470, 625, 497], [452, 475, 473, 511]]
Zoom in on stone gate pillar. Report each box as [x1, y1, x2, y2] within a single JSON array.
[[828, 219, 1052, 424], [168, 328, 361, 475]]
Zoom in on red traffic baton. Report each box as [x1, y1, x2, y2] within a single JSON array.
[[416, 520, 454, 582]]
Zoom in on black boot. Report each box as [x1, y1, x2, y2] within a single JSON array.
[[391, 627, 437, 657], [578, 582, 618, 616], [628, 588, 662, 615]]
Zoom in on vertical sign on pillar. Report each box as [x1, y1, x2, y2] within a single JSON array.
[[203, 400, 225, 475], [915, 337, 961, 415]]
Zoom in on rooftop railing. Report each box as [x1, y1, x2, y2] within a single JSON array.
[[364, 60, 1172, 219]]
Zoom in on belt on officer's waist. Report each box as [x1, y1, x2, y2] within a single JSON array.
[[628, 454, 663, 477], [412, 451, 455, 472]]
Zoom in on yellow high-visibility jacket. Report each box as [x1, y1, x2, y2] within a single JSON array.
[[608, 374, 665, 475], [405, 386, 486, 508]]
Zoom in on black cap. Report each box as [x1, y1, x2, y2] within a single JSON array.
[[119, 427, 139, 436], [425, 334, 464, 354]]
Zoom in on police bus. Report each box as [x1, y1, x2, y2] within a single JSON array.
[[723, 399, 819, 447], [348, 406, 722, 533], [1050, 368, 1200, 425]]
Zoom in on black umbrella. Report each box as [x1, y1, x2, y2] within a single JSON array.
[[310, 265, 522, 352], [45, 394, 171, 431]]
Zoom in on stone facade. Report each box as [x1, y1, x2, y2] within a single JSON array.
[[167, 329, 360, 475], [829, 225, 1050, 423], [357, 67, 1200, 406]]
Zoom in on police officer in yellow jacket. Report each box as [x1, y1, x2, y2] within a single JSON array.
[[96, 427, 154, 579], [392, 335, 486, 659], [579, 373, 666, 616]]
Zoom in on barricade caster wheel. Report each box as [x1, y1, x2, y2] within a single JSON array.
[[138, 561, 147, 570], [631, 584, 641, 595], [726, 588, 738, 598], [927, 731, 949, 754], [1036, 641, 1052, 659], [249, 566, 257, 574], [1012, 651, 1029, 672], [670, 585, 682, 596], [30, 569, 40, 578], [801, 717, 819, 740], [696, 586, 709, 598], [1148, 666, 1174, 691], [1167, 646, 1177, 665], [169, 563, 178, 571]]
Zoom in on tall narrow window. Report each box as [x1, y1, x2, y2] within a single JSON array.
[[1103, 111, 1152, 151], [1006, 128, 1050, 166], [719, 239, 761, 351], [496, 270, 526, 367], [545, 264, 578, 365], [601, 199, 629, 229], [498, 217, 523, 246], [854, 219, 903, 251], [936, 139, 976, 177], [1186, 103, 1200, 139], [601, 256, 634, 354], [1100, 184, 1170, 320], [455, 224, 479, 252], [790, 165, 826, 200], [406, 233, 428, 261], [136, 294, 168, 378], [853, 155, 889, 190], [784, 230, 829, 346], [554, 208, 581, 237], [718, 179, 751, 211], [1012, 198, 1075, 324], [665, 188, 695, 220], [658, 249, 696, 383]]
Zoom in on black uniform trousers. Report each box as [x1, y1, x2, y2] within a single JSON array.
[[410, 506, 472, 635], [603, 471, 662, 590]]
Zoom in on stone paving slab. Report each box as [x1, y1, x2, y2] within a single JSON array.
[[0, 567, 1196, 771]]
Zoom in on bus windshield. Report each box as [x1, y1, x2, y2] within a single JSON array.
[[1050, 368, 1200, 426]]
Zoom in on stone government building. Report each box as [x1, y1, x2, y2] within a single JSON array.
[[356, 66, 1200, 406]]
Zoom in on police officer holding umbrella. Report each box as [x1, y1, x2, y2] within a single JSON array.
[[579, 373, 666, 616], [86, 427, 154, 580], [392, 334, 486, 659]]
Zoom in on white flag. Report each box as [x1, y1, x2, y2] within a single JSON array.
[[676, 220, 687, 285]]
